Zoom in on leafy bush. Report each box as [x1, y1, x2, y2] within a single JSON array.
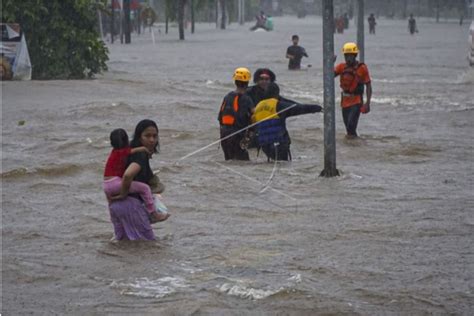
[[3, 0, 109, 79]]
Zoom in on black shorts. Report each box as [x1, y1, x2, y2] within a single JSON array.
[[220, 128, 249, 161]]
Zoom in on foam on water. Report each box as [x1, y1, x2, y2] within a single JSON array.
[[219, 283, 282, 300], [111, 276, 189, 299], [218, 273, 303, 300]]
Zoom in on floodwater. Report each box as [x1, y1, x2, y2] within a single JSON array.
[[2, 16, 474, 314]]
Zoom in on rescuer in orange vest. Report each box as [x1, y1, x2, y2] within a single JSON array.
[[218, 67, 255, 160], [334, 42, 372, 138]]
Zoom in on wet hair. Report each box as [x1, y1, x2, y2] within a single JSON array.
[[292, 35, 299, 40], [253, 68, 276, 83], [110, 128, 129, 149], [130, 119, 160, 153], [235, 80, 249, 88], [265, 82, 280, 99]]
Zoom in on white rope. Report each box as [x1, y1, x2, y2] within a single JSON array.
[[175, 103, 298, 164], [215, 162, 297, 202], [259, 143, 279, 193]]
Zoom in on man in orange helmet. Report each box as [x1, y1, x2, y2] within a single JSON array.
[[218, 67, 255, 160], [334, 42, 372, 138]]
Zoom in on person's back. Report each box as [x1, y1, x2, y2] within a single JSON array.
[[408, 15, 417, 34], [368, 14, 376, 34], [218, 68, 254, 160]]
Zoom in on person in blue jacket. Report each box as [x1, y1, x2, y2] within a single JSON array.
[[252, 83, 322, 161]]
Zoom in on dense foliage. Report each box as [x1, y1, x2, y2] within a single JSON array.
[[3, 0, 109, 79]]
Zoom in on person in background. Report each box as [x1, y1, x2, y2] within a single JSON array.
[[408, 14, 418, 35], [286, 35, 309, 70], [334, 42, 372, 139], [343, 13, 349, 29], [218, 67, 254, 160], [368, 13, 376, 34]]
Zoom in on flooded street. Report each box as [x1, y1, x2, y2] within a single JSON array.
[[2, 16, 474, 314]]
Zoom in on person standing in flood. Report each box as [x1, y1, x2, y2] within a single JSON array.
[[286, 35, 308, 70], [334, 42, 372, 139], [252, 82, 322, 161], [408, 14, 418, 35], [368, 13, 376, 34], [218, 67, 254, 160]]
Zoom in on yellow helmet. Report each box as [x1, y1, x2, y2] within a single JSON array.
[[232, 67, 251, 82], [342, 42, 359, 54]]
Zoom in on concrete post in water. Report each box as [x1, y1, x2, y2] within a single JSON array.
[[191, 0, 195, 34], [124, 0, 131, 44], [238, 0, 245, 25], [357, 0, 365, 63], [238, 0, 242, 25], [320, 0, 339, 178]]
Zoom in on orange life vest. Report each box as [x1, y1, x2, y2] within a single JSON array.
[[340, 62, 365, 95], [219, 95, 240, 126]]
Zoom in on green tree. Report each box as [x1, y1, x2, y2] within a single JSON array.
[[3, 0, 109, 79]]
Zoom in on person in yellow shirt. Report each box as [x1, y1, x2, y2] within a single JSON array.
[[252, 83, 322, 161]]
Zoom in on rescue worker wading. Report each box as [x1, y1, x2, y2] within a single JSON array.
[[253, 83, 322, 161], [334, 42, 372, 138], [218, 67, 254, 160]]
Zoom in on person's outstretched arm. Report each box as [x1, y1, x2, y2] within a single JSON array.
[[279, 101, 322, 119]]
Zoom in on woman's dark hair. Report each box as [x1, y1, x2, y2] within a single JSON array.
[[265, 82, 280, 99], [130, 119, 160, 153], [110, 128, 129, 149], [253, 68, 276, 83]]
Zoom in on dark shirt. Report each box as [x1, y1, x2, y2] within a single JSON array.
[[286, 45, 308, 69], [246, 85, 266, 105], [368, 16, 376, 26], [127, 151, 153, 184], [218, 91, 254, 130]]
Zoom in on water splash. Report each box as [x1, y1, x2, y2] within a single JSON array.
[[111, 276, 189, 298]]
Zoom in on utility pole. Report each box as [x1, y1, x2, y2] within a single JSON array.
[[124, 0, 131, 43], [357, 0, 365, 63], [320, 0, 339, 178]]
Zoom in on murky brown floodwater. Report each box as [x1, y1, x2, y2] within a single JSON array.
[[2, 16, 474, 314]]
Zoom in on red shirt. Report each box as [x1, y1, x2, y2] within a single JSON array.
[[335, 62, 371, 108], [104, 147, 132, 177]]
